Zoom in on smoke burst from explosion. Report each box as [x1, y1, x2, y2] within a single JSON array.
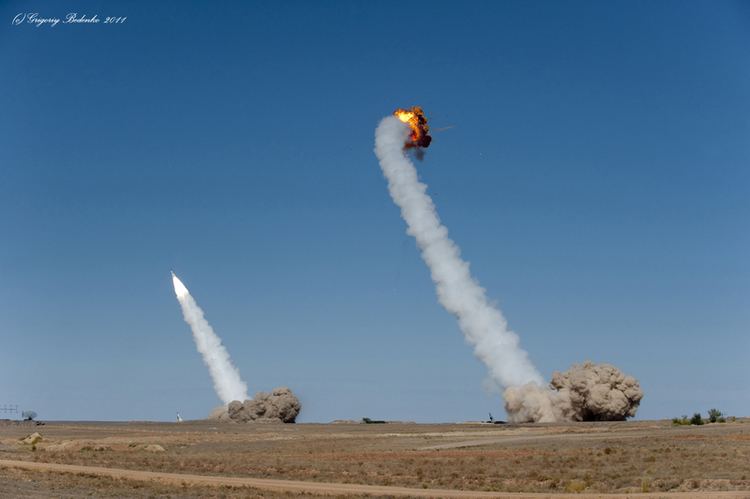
[[171, 272, 249, 404], [375, 115, 642, 423], [505, 362, 643, 422], [375, 115, 545, 392], [209, 387, 301, 423]]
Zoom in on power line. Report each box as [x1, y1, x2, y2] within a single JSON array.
[[0, 404, 19, 417]]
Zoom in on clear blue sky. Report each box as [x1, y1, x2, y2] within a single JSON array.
[[1, 0, 748, 422]]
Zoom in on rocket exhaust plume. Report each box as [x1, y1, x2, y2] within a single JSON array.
[[375, 112, 547, 404], [375, 112, 644, 423], [171, 271, 249, 405]]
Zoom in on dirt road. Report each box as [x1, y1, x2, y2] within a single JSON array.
[[419, 428, 643, 450], [1, 459, 746, 498]]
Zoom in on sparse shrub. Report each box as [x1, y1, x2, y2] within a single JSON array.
[[708, 409, 722, 423], [690, 413, 704, 425], [565, 479, 586, 493], [641, 478, 651, 492], [655, 478, 681, 491], [672, 415, 690, 425]]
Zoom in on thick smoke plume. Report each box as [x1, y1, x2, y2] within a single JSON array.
[[505, 362, 643, 422], [375, 116, 545, 393], [375, 117, 642, 424], [209, 387, 301, 423], [171, 272, 249, 404]]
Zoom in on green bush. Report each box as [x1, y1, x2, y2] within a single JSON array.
[[674, 410, 731, 425]]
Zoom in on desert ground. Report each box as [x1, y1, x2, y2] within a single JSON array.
[[1, 418, 748, 498]]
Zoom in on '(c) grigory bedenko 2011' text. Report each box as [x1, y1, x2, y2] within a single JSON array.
[[12, 12, 127, 28]]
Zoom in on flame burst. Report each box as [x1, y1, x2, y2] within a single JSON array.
[[393, 106, 432, 149]]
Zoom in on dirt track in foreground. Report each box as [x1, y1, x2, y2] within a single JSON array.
[[2, 419, 749, 495], [0, 459, 747, 498]]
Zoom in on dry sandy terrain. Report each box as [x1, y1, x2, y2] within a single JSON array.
[[1, 418, 748, 497]]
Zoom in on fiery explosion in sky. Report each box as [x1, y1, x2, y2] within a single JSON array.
[[393, 106, 432, 149]]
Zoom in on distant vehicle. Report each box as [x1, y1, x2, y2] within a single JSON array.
[[361, 417, 386, 424], [486, 413, 505, 424]]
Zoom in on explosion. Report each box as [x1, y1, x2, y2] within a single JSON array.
[[393, 106, 432, 149], [551, 362, 643, 421], [209, 387, 301, 423], [504, 362, 644, 423]]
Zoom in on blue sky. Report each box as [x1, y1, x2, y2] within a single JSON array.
[[1, 0, 748, 422]]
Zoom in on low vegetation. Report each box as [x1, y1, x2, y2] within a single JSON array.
[[673, 409, 728, 426], [708, 408, 727, 423], [1, 418, 748, 495]]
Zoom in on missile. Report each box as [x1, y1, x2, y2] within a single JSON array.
[[171, 270, 190, 298]]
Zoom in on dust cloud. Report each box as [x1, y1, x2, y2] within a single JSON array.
[[209, 387, 301, 423], [505, 361, 643, 422]]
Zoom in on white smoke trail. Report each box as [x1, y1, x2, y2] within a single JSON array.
[[171, 272, 249, 404], [375, 116, 551, 415]]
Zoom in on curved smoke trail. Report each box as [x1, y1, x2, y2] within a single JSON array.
[[375, 116, 550, 411], [171, 272, 248, 404], [374, 116, 646, 423]]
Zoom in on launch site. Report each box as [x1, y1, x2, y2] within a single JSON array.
[[2, 0, 748, 497], [1, 418, 749, 497]]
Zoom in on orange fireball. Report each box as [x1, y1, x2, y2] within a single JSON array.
[[393, 106, 432, 149]]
